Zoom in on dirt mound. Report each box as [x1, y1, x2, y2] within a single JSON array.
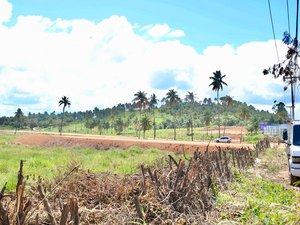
[[14, 133, 253, 153]]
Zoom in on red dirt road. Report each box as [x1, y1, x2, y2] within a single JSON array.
[[12, 132, 253, 153]]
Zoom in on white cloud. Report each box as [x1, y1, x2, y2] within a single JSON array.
[[145, 24, 185, 39], [0, 9, 292, 116], [0, 0, 12, 24]]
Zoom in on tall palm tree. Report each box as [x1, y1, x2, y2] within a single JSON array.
[[58, 96, 71, 136], [133, 91, 148, 138], [185, 91, 196, 141], [163, 89, 181, 140], [149, 93, 158, 139], [209, 70, 228, 137], [14, 108, 24, 134]]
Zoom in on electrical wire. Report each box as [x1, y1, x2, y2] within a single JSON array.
[[267, 0, 281, 63]]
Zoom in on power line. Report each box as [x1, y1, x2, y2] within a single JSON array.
[[267, 0, 281, 64]]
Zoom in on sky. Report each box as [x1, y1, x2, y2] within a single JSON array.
[[0, 0, 299, 117]]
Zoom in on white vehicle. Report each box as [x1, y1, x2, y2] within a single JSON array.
[[283, 120, 300, 185], [215, 136, 232, 143]]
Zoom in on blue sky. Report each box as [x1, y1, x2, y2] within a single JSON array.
[[0, 0, 298, 116], [7, 0, 294, 52]]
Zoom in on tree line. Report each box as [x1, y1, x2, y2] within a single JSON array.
[[0, 70, 289, 139]]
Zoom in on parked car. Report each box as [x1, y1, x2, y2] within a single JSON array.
[[215, 136, 232, 143]]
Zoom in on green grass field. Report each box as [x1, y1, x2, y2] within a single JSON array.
[[0, 133, 176, 191]]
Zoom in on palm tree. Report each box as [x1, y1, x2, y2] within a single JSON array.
[[162, 89, 181, 140], [185, 91, 196, 141], [140, 114, 152, 139], [149, 93, 158, 139], [209, 70, 228, 137], [133, 91, 148, 113], [237, 105, 250, 143], [14, 108, 24, 134], [58, 96, 71, 136], [133, 91, 148, 138]]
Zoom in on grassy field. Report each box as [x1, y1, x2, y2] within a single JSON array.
[[0, 133, 176, 191], [42, 123, 221, 141]]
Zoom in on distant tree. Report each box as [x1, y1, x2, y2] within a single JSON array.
[[133, 91, 148, 113], [27, 118, 38, 131], [272, 100, 289, 123], [114, 117, 124, 135], [85, 118, 96, 133], [58, 96, 71, 135], [220, 95, 234, 135], [14, 108, 25, 134], [185, 91, 196, 141], [149, 93, 158, 139], [247, 116, 261, 134], [209, 70, 228, 137], [237, 105, 250, 143], [203, 111, 212, 136], [162, 89, 181, 140], [133, 91, 148, 138], [140, 114, 152, 139]]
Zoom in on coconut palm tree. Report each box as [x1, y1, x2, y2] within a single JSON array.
[[58, 96, 71, 136], [140, 114, 152, 139], [14, 108, 24, 134], [162, 89, 181, 140], [133, 91, 148, 139], [133, 91, 148, 113], [209, 70, 228, 137], [185, 91, 196, 141], [149, 93, 158, 139]]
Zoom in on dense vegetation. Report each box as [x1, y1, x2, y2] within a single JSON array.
[[0, 94, 289, 138]]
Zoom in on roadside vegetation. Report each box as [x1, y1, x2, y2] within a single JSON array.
[[1, 133, 299, 224], [214, 144, 300, 224]]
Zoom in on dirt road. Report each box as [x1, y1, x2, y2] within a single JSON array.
[[11, 130, 253, 154]]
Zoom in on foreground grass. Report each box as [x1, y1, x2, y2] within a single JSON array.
[[0, 133, 175, 191], [215, 147, 300, 224]]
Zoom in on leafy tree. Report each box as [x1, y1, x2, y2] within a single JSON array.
[[209, 70, 228, 137], [58, 96, 71, 135], [27, 118, 38, 131], [272, 100, 289, 123], [14, 108, 25, 134], [85, 118, 96, 133], [140, 114, 152, 139], [114, 117, 124, 135], [149, 93, 158, 139], [163, 89, 181, 140], [185, 91, 196, 141], [247, 116, 261, 134]]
